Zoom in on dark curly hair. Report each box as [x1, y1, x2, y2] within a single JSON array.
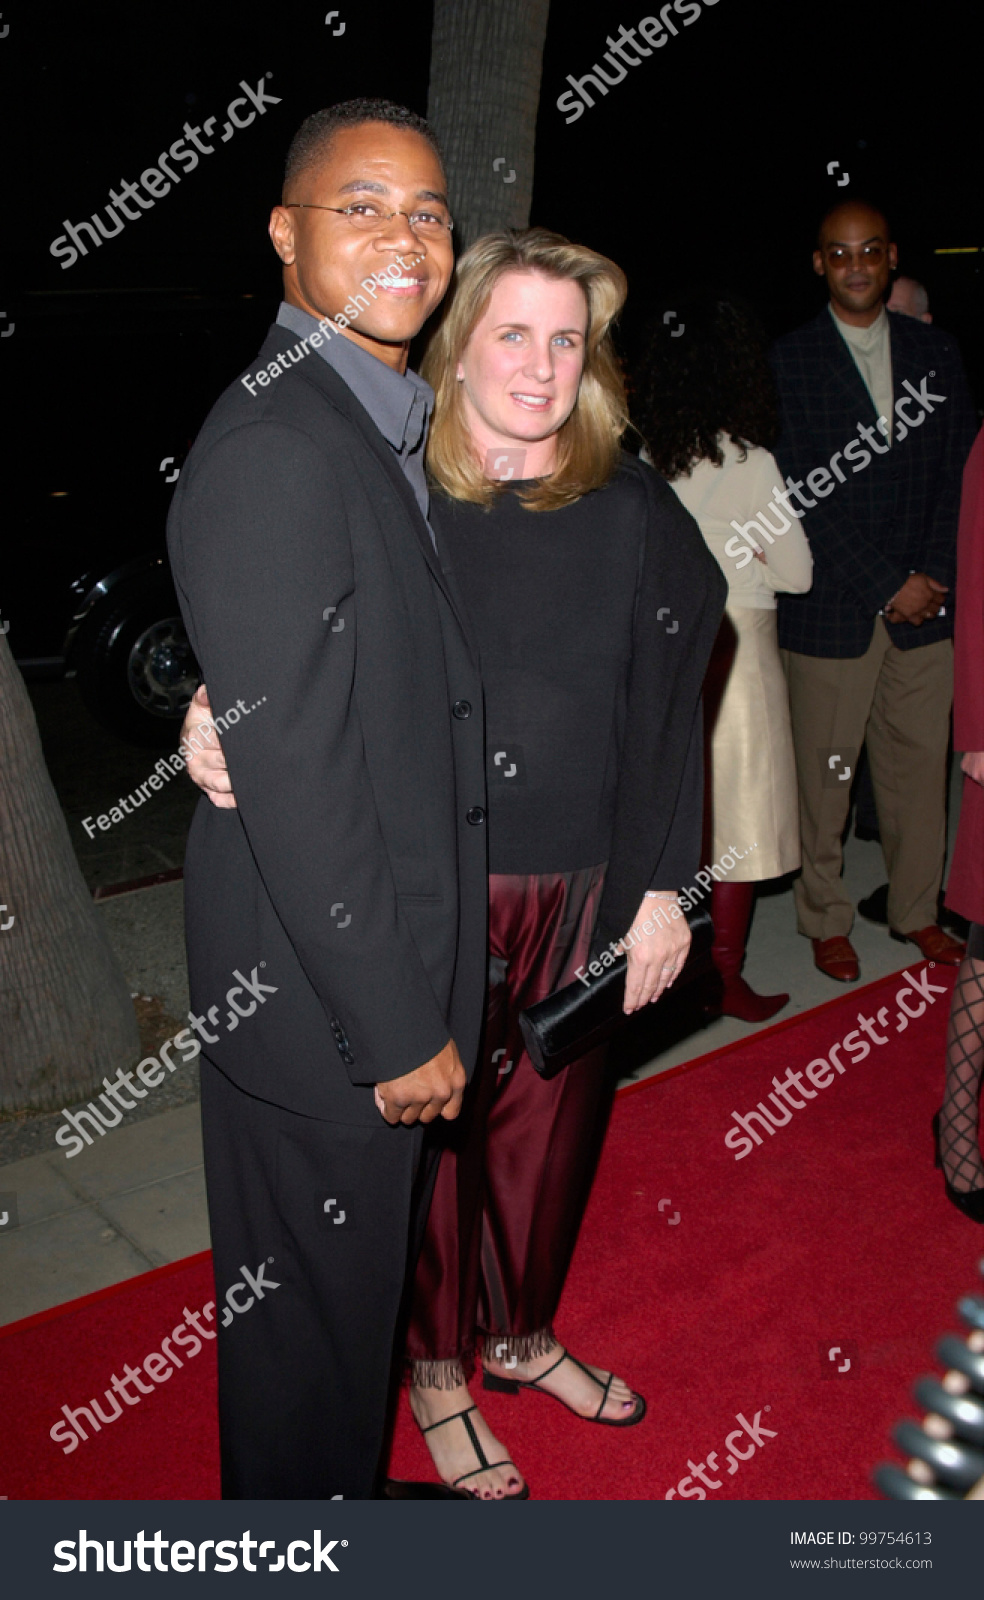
[[632, 293, 778, 481]]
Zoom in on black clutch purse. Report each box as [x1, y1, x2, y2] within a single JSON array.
[[517, 901, 714, 1079]]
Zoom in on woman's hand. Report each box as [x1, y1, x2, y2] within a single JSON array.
[[180, 685, 237, 808], [961, 751, 984, 788], [621, 891, 691, 1013]]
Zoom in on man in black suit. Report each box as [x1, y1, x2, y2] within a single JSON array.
[[770, 200, 977, 982], [166, 100, 487, 1499]]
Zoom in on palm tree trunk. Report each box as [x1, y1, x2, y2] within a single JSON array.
[[0, 634, 140, 1111], [427, 0, 551, 250]]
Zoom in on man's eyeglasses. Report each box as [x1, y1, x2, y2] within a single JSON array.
[[283, 201, 453, 240], [823, 244, 886, 266]]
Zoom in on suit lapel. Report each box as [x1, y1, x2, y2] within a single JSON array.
[[887, 311, 923, 408], [282, 338, 475, 648], [815, 309, 879, 423]]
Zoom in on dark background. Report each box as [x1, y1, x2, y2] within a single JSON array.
[[6, 1, 982, 356], [1, 0, 981, 726]]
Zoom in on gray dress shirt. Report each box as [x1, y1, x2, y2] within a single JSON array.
[[276, 301, 435, 538]]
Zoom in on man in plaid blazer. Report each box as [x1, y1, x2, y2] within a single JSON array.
[[769, 200, 977, 981]]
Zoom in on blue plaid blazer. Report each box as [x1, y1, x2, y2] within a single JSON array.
[[770, 307, 977, 657]]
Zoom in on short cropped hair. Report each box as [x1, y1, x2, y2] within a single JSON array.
[[283, 99, 442, 196]]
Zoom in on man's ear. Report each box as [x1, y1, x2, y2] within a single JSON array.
[[888, 242, 899, 271], [812, 249, 826, 278], [269, 206, 297, 265]]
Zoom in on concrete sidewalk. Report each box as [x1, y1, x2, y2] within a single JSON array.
[[0, 1103, 207, 1325]]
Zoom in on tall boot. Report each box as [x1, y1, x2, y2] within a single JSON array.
[[710, 881, 789, 1023]]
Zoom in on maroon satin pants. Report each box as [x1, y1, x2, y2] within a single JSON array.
[[407, 864, 610, 1379]]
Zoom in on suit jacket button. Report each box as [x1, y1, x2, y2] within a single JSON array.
[[341, 1051, 355, 1066], [466, 806, 486, 826], [453, 700, 472, 719]]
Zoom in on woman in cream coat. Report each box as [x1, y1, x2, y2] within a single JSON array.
[[636, 295, 812, 1020]]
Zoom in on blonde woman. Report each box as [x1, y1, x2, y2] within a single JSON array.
[[182, 229, 725, 1498]]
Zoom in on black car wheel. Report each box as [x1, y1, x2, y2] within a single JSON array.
[[73, 572, 200, 746]]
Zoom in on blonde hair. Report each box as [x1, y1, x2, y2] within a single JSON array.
[[422, 228, 629, 512]]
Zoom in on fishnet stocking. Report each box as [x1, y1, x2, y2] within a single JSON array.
[[940, 954, 984, 1192]]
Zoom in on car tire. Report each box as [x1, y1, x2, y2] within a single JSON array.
[[73, 572, 200, 746]]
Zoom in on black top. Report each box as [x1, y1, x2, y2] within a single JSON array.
[[434, 468, 638, 873], [431, 454, 728, 922]]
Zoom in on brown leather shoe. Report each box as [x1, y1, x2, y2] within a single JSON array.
[[812, 935, 859, 982], [890, 925, 966, 964]]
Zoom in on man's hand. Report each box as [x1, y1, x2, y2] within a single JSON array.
[[884, 573, 948, 626], [961, 751, 984, 788], [180, 685, 464, 1122], [622, 892, 691, 1013], [374, 1039, 466, 1126], [180, 685, 237, 807]]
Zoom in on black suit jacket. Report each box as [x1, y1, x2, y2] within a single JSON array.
[[167, 326, 488, 1126], [770, 308, 977, 658]]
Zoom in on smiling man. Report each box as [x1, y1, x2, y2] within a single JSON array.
[[166, 101, 487, 1500], [771, 200, 976, 983]]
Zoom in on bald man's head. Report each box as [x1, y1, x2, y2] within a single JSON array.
[[814, 201, 897, 326], [887, 275, 932, 323], [817, 200, 890, 251]]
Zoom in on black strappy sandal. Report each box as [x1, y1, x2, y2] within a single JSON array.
[[483, 1348, 646, 1427], [419, 1404, 531, 1500]]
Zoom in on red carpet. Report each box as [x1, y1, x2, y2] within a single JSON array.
[[0, 1253, 220, 1499], [3, 960, 979, 1500], [389, 959, 979, 1499]]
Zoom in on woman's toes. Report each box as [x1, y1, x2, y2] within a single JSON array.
[[602, 1376, 637, 1419], [473, 1469, 516, 1500]]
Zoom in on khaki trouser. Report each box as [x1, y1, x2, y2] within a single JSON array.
[[782, 620, 953, 940]]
